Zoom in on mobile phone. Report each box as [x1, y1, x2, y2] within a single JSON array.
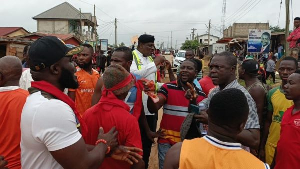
[[189, 104, 201, 115]]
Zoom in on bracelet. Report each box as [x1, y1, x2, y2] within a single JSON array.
[[95, 139, 111, 154]]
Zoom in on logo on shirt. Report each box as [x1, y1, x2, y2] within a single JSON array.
[[80, 89, 94, 93], [294, 119, 300, 127], [273, 111, 284, 123]]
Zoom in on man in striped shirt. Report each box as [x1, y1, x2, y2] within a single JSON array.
[[148, 59, 206, 169]]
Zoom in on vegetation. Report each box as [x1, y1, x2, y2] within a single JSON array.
[[270, 25, 285, 33], [181, 40, 200, 50], [119, 42, 125, 47]]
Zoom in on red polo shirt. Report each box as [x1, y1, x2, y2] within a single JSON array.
[[275, 105, 300, 169]]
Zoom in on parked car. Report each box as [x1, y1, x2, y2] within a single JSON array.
[[164, 49, 171, 55], [173, 50, 186, 68]]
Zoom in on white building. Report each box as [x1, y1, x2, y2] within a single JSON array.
[[197, 34, 220, 45]]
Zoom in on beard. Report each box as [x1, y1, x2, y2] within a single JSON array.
[[78, 60, 92, 69], [59, 67, 79, 89]]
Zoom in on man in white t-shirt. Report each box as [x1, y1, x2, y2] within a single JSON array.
[[21, 36, 142, 169]]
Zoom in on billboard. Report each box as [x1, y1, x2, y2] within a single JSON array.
[[100, 39, 108, 51], [247, 29, 271, 53]]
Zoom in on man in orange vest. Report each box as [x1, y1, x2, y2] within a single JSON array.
[[164, 88, 269, 169]]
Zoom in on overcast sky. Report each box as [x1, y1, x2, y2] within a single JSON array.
[[1, 0, 299, 48]]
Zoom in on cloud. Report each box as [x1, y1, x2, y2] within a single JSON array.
[[0, 0, 299, 47]]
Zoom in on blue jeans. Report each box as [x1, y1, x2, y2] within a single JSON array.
[[158, 143, 172, 169]]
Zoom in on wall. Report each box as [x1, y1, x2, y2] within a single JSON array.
[[37, 20, 69, 34], [6, 43, 26, 59], [7, 29, 29, 37], [223, 23, 269, 38], [198, 34, 219, 45]]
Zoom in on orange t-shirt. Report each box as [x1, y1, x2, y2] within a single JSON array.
[[0, 88, 29, 169], [180, 136, 269, 169], [69, 68, 99, 116]]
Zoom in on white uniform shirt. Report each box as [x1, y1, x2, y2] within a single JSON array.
[[19, 69, 33, 90], [21, 92, 82, 169], [130, 49, 157, 115]]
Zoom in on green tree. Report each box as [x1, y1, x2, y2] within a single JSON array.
[[270, 25, 285, 33], [119, 42, 125, 47], [181, 40, 200, 50]]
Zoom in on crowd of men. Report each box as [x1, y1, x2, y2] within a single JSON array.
[[0, 16, 300, 169]]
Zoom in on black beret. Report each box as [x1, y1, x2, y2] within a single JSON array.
[[138, 34, 155, 43], [294, 17, 300, 21]]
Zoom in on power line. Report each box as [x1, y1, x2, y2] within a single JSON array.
[[226, 0, 261, 24], [98, 21, 113, 29], [225, 0, 255, 21], [98, 24, 114, 35], [226, 0, 258, 24], [73, 0, 114, 19], [120, 20, 207, 24], [117, 21, 143, 34]]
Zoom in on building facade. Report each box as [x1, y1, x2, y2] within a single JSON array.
[[197, 34, 220, 45], [33, 2, 97, 44], [223, 23, 270, 38]]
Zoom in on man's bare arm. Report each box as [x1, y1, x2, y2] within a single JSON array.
[[163, 142, 182, 169], [91, 77, 103, 106]]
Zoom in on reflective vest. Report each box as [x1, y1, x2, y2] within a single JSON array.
[[132, 50, 158, 91]]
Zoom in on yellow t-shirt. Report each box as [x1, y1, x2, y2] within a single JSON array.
[[180, 136, 269, 169], [266, 86, 293, 146], [265, 86, 293, 164]]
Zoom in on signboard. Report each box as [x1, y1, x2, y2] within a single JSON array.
[[212, 43, 226, 54], [100, 39, 108, 51], [247, 29, 271, 53]]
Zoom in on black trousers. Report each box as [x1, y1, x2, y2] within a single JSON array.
[[266, 71, 275, 83], [139, 115, 157, 169]]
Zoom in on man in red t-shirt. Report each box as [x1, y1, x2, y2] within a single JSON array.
[[83, 65, 144, 169], [287, 17, 300, 49], [274, 69, 300, 168], [0, 56, 29, 169]]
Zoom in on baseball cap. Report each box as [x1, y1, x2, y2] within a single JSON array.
[[242, 59, 259, 75], [29, 36, 83, 71]]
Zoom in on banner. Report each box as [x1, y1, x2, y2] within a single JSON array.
[[100, 39, 108, 51], [247, 29, 271, 53]]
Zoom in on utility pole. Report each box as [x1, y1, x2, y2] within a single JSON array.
[[208, 19, 211, 46], [94, 4, 97, 52], [175, 40, 177, 50], [191, 28, 197, 40], [167, 36, 169, 49], [285, 0, 290, 56], [221, 0, 227, 33], [79, 8, 82, 37], [171, 31, 173, 49], [114, 18, 117, 47]]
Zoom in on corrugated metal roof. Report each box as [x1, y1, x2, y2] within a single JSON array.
[[33, 2, 92, 21], [0, 27, 29, 36]]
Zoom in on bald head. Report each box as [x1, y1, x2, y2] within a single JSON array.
[[0, 56, 23, 87]]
